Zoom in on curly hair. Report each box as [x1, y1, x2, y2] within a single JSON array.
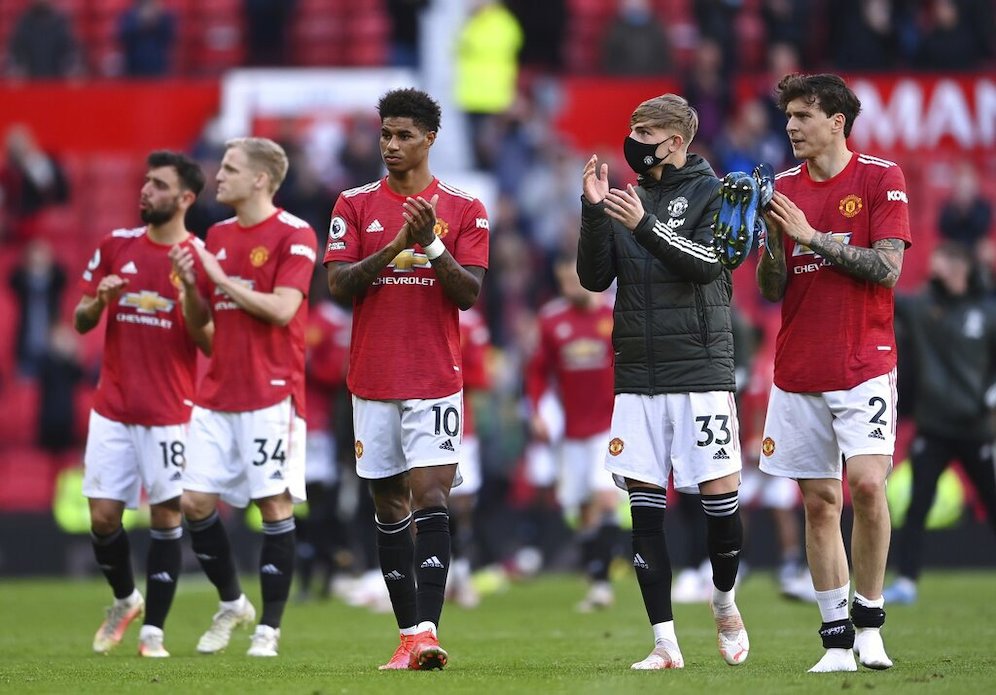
[[775, 73, 862, 138], [147, 150, 205, 195], [378, 88, 442, 133]]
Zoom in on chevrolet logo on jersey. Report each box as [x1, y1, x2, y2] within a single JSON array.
[[390, 249, 430, 272], [120, 291, 174, 314], [792, 232, 853, 256]]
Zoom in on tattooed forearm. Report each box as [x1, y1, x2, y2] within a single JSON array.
[[808, 235, 905, 287], [327, 243, 404, 302], [431, 254, 484, 309], [756, 230, 787, 301]]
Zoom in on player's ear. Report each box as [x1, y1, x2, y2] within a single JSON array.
[[425, 130, 436, 148]]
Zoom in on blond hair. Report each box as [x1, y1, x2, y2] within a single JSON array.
[[630, 94, 699, 145], [225, 137, 289, 193]]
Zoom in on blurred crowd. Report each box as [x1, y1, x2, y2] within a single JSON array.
[[0, 0, 995, 589]]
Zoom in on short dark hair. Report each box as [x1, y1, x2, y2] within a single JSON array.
[[775, 73, 862, 138], [378, 88, 442, 133], [147, 150, 205, 196]]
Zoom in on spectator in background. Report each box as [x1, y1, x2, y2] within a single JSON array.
[[693, 0, 740, 77], [335, 115, 385, 191], [385, 0, 430, 68], [454, 0, 523, 170], [6, 0, 82, 79], [713, 98, 787, 176], [8, 238, 66, 378], [0, 124, 70, 242], [937, 161, 993, 277], [830, 0, 899, 71], [886, 241, 996, 604], [244, 0, 296, 66], [118, 0, 176, 77], [682, 39, 732, 153], [600, 0, 671, 76], [505, 0, 566, 71], [37, 322, 84, 454], [915, 0, 989, 71], [761, 0, 809, 52]]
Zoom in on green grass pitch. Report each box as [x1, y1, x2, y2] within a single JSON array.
[[1, 570, 994, 693]]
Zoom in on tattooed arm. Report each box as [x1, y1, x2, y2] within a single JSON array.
[[756, 216, 787, 301], [327, 222, 410, 304], [766, 191, 905, 289], [807, 235, 904, 288]]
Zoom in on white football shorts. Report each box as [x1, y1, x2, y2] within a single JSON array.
[[759, 369, 897, 480], [605, 391, 742, 493], [558, 430, 617, 509], [305, 429, 338, 486], [450, 434, 481, 497], [184, 397, 306, 508], [351, 391, 464, 485], [82, 410, 187, 507]]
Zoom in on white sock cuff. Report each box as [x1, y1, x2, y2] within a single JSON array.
[[853, 591, 884, 609], [652, 620, 677, 645], [814, 583, 850, 623]]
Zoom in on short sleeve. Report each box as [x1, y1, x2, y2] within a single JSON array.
[[275, 226, 319, 295], [323, 194, 360, 264], [453, 198, 490, 269], [871, 165, 912, 247], [79, 237, 111, 295]]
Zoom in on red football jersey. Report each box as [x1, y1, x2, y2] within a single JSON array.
[[773, 153, 912, 392], [459, 307, 491, 436], [323, 177, 490, 399], [196, 210, 318, 415], [305, 300, 351, 433], [80, 227, 201, 426], [525, 297, 615, 439]]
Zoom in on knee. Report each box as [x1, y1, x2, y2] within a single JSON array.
[[256, 493, 293, 522], [150, 498, 182, 529], [90, 511, 122, 537], [411, 486, 448, 512], [181, 491, 216, 522], [849, 475, 886, 511], [802, 490, 841, 526]]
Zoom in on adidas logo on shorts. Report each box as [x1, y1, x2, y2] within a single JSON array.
[[868, 428, 886, 440], [269, 469, 284, 480], [384, 570, 406, 581], [420, 556, 445, 569], [633, 553, 649, 569], [169, 471, 182, 481], [439, 439, 455, 452], [713, 448, 730, 460]]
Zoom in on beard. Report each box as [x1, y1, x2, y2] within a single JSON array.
[[140, 196, 180, 225]]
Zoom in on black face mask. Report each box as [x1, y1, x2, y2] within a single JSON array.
[[623, 135, 675, 175]]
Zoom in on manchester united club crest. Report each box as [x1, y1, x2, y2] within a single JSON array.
[[838, 194, 863, 218], [432, 217, 450, 239], [761, 436, 776, 457], [608, 437, 625, 456], [250, 246, 270, 267], [667, 196, 689, 218], [354, 440, 364, 459], [169, 269, 182, 288]]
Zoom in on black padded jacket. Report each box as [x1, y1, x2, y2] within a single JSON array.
[[577, 154, 735, 395]]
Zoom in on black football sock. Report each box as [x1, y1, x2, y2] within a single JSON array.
[[259, 517, 296, 628], [377, 513, 417, 629], [629, 488, 673, 624], [414, 506, 450, 627], [187, 510, 242, 602], [702, 491, 743, 593], [144, 526, 182, 628], [92, 526, 135, 600]]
